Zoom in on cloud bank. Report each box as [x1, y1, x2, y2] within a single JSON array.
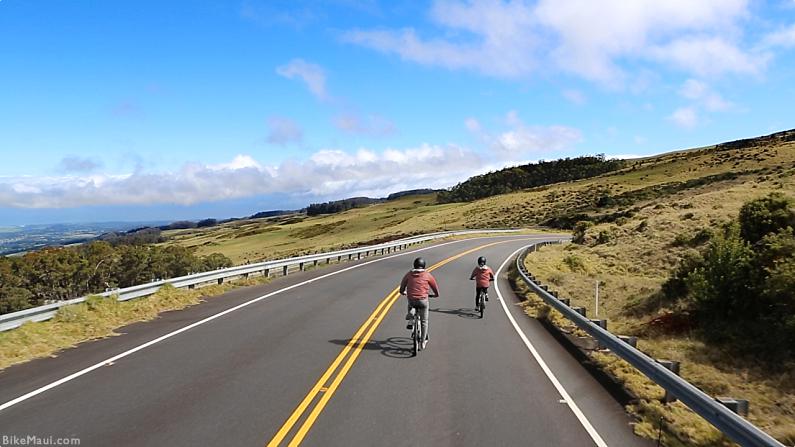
[[0, 145, 484, 209]]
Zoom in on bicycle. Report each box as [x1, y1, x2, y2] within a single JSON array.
[[408, 307, 422, 356], [405, 293, 437, 357], [476, 289, 487, 319]]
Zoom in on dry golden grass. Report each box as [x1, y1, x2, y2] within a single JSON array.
[[0, 276, 271, 371], [516, 138, 795, 445]]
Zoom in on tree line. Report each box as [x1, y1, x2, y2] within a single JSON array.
[[0, 241, 233, 315], [306, 197, 381, 216], [437, 155, 626, 203]]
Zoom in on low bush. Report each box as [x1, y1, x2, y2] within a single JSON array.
[[664, 193, 795, 360]]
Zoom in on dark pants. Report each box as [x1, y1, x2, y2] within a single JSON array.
[[475, 286, 488, 306]]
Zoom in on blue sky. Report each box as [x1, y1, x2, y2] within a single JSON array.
[[1, 0, 794, 225]]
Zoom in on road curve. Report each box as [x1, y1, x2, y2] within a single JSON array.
[[0, 235, 651, 446]]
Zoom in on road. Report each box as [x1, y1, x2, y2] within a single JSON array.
[[0, 235, 651, 446]]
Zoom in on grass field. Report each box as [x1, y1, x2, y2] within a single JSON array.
[[513, 134, 795, 445]]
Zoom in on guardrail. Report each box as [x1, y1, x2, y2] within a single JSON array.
[[0, 229, 521, 332], [515, 242, 785, 447]]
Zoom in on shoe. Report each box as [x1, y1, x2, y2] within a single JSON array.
[[405, 312, 412, 320], [485, 294, 489, 301], [422, 340, 428, 350], [406, 323, 413, 330]]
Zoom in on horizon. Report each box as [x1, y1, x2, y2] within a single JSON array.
[[2, 1, 794, 226]]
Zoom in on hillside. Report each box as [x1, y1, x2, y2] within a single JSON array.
[[171, 130, 794, 263], [516, 131, 795, 446]]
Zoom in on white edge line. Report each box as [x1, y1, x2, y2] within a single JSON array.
[[0, 234, 526, 413], [494, 245, 609, 447]]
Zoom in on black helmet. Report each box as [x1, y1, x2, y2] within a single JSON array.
[[477, 256, 486, 266], [413, 257, 426, 269]]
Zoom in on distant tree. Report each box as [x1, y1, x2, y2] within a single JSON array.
[[306, 197, 380, 216], [0, 258, 34, 313], [164, 221, 197, 230], [197, 218, 218, 228], [202, 253, 234, 270]]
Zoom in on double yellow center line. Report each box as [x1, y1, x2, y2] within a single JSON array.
[[266, 240, 513, 446]]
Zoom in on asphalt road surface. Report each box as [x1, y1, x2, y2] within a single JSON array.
[[0, 235, 651, 446]]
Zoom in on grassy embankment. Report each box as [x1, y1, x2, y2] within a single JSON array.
[[514, 135, 795, 446], [0, 278, 276, 371]]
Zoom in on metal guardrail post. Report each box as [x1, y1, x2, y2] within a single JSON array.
[[515, 243, 784, 447]]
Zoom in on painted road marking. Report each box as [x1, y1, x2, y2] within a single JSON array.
[[267, 239, 518, 447], [0, 236, 530, 414], [494, 245, 609, 447]]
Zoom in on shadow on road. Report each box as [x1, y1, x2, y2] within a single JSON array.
[[328, 336, 414, 359], [430, 307, 480, 319]]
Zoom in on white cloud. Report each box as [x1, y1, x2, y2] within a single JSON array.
[[762, 24, 795, 48], [276, 59, 328, 100], [679, 79, 733, 111], [333, 113, 396, 137], [669, 107, 699, 128], [343, 0, 766, 85], [467, 111, 581, 157], [276, 59, 398, 136], [0, 146, 485, 209], [210, 155, 263, 171], [342, 0, 537, 78], [267, 116, 304, 145], [464, 117, 482, 132], [649, 36, 769, 77], [57, 156, 102, 173], [535, 0, 755, 82], [562, 89, 586, 105]]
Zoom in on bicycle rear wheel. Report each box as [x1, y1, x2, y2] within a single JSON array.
[[478, 292, 485, 318], [412, 317, 419, 356]]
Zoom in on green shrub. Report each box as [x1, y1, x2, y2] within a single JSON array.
[[686, 224, 754, 323], [738, 193, 795, 244], [596, 229, 614, 245], [572, 221, 594, 244], [562, 254, 585, 272], [663, 194, 795, 360]]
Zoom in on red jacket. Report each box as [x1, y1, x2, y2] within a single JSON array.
[[470, 266, 494, 288], [400, 269, 439, 300]]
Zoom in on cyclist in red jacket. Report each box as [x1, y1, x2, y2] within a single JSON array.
[[470, 256, 494, 307], [400, 257, 439, 350]]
